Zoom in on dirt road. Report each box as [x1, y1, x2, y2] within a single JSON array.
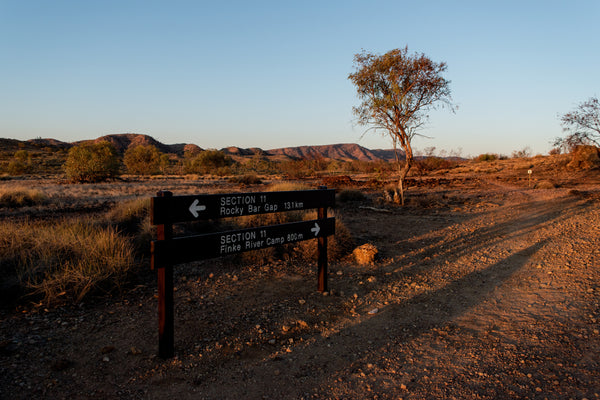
[[1, 181, 599, 399]]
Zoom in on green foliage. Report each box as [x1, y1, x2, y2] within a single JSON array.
[[477, 153, 498, 162], [348, 47, 454, 205], [63, 141, 120, 182], [247, 153, 276, 174], [7, 150, 32, 175], [123, 144, 161, 175], [185, 150, 235, 174]]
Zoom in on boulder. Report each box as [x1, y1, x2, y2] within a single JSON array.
[[353, 243, 378, 265]]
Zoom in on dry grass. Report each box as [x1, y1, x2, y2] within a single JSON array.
[[0, 218, 135, 304], [0, 187, 47, 207]]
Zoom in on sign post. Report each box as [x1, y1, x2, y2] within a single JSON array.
[[150, 188, 335, 358]]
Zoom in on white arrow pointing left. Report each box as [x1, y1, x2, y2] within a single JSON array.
[[311, 222, 320, 236], [189, 199, 206, 218]]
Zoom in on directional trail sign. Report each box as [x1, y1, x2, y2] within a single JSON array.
[[152, 189, 335, 224], [152, 218, 335, 265], [150, 188, 335, 359]]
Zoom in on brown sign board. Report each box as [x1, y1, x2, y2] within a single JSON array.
[[150, 188, 335, 359], [152, 217, 335, 265], [151, 189, 335, 224]]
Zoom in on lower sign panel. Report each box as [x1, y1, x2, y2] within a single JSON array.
[[152, 218, 335, 265]]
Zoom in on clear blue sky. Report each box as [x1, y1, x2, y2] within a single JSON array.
[[1, 1, 599, 156]]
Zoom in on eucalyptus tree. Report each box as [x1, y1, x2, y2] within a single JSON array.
[[348, 47, 454, 204]]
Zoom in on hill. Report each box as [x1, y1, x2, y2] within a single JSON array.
[[86, 134, 188, 155], [267, 143, 401, 162], [1, 134, 402, 162]]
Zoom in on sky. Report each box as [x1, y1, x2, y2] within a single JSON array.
[[1, 1, 599, 157]]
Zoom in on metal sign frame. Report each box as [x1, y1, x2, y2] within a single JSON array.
[[150, 188, 335, 358]]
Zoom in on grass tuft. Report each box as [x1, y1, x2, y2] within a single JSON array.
[[0, 187, 47, 208], [0, 218, 135, 304]]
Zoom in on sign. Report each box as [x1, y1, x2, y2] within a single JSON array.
[[152, 218, 335, 265], [152, 189, 335, 224], [150, 188, 335, 359]]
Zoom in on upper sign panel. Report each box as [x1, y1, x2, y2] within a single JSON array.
[[151, 189, 335, 224]]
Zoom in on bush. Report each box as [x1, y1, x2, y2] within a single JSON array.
[[7, 150, 32, 175], [414, 156, 457, 174], [184, 150, 235, 174], [124, 144, 161, 175], [64, 141, 120, 182], [476, 153, 498, 162], [337, 189, 366, 203], [229, 174, 263, 185]]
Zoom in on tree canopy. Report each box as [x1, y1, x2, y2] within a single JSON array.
[[556, 97, 600, 151], [63, 141, 120, 182]]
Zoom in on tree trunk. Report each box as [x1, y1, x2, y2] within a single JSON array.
[[396, 146, 413, 206]]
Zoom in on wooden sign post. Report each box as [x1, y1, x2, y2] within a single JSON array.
[[151, 188, 335, 358]]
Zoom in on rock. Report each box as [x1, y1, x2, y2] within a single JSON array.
[[535, 180, 557, 189], [353, 243, 379, 265], [100, 346, 115, 354]]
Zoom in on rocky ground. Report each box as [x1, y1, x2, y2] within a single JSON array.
[[1, 163, 600, 399]]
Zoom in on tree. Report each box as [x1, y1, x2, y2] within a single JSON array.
[[555, 97, 600, 151], [64, 141, 120, 182], [348, 47, 454, 204], [123, 144, 161, 175], [184, 150, 235, 174]]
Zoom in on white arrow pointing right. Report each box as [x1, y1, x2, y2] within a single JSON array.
[[311, 222, 320, 236]]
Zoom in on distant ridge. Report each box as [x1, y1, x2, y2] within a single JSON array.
[[83, 133, 188, 155], [267, 143, 402, 162], [2, 134, 405, 162]]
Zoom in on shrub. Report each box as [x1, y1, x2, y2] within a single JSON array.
[[337, 189, 366, 203], [511, 147, 532, 159], [64, 141, 120, 182], [124, 144, 161, 175], [414, 156, 457, 174], [185, 150, 235, 174], [7, 150, 32, 175], [477, 153, 498, 162], [229, 174, 263, 185]]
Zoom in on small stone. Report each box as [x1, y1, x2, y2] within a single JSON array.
[[102, 356, 110, 362], [268, 339, 276, 345], [368, 308, 379, 315], [298, 299, 306, 305], [336, 270, 343, 275]]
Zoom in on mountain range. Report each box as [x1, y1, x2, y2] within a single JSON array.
[[8, 133, 404, 162]]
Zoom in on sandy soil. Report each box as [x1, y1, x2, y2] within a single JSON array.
[[1, 166, 600, 399]]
